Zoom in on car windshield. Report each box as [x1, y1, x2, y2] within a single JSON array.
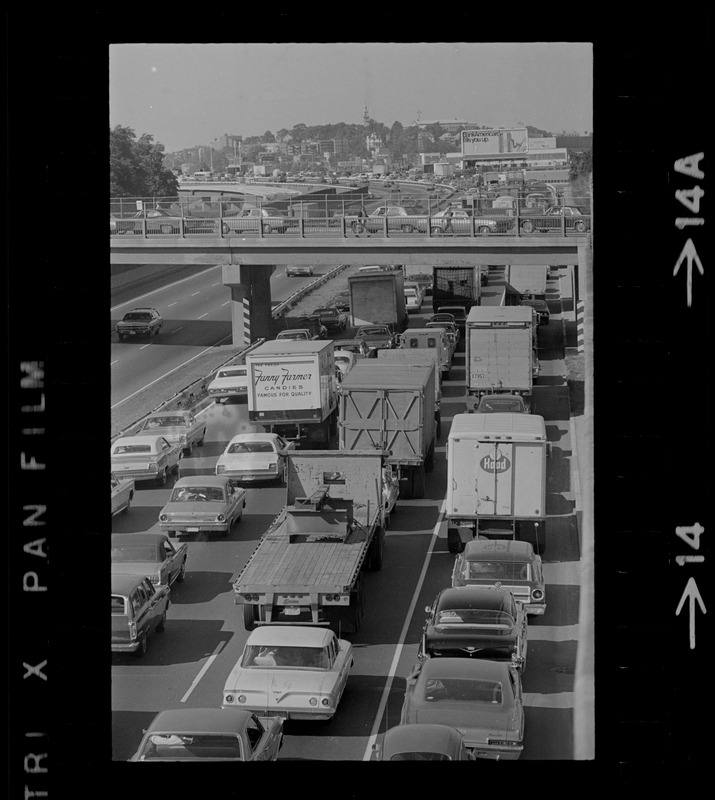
[[360, 327, 387, 335], [241, 645, 329, 669], [335, 356, 350, 365], [227, 441, 274, 454], [478, 399, 524, 412], [423, 678, 503, 705], [143, 417, 185, 429], [113, 444, 152, 454], [435, 609, 514, 628], [138, 733, 243, 761], [467, 561, 531, 581], [123, 313, 150, 321], [390, 752, 452, 762], [278, 332, 306, 339], [111, 545, 159, 562], [170, 487, 225, 502]]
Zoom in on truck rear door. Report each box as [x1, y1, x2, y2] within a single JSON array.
[[476, 329, 530, 389], [476, 442, 514, 516], [341, 388, 422, 459], [512, 443, 544, 517], [449, 438, 479, 515]]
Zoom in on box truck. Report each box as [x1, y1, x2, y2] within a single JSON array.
[[504, 265, 549, 300], [348, 271, 407, 335], [446, 412, 550, 554], [245, 340, 338, 448], [339, 362, 436, 499], [432, 266, 484, 314]]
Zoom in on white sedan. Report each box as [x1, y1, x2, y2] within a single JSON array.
[[111, 473, 135, 517], [207, 365, 249, 402], [222, 626, 354, 721], [404, 289, 422, 313], [215, 433, 294, 484]]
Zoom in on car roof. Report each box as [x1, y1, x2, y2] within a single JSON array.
[[111, 532, 168, 546], [436, 586, 515, 611], [463, 539, 536, 560], [383, 724, 463, 755], [111, 573, 152, 593], [246, 625, 334, 647], [112, 435, 166, 446], [145, 708, 254, 735], [173, 475, 231, 487]]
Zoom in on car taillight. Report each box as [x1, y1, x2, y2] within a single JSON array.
[[224, 694, 234, 704], [309, 698, 318, 706], [531, 588, 544, 600], [216, 465, 225, 474], [179, 435, 187, 444], [129, 621, 137, 640], [321, 698, 330, 707], [148, 463, 158, 472], [268, 462, 277, 469], [152, 573, 161, 586]]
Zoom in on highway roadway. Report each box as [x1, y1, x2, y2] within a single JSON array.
[[110, 268, 581, 761]]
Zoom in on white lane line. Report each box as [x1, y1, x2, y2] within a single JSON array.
[[110, 265, 221, 312], [221, 300, 231, 306], [167, 302, 178, 307], [191, 291, 201, 297], [180, 641, 225, 703], [111, 360, 118, 366], [211, 282, 220, 287], [198, 313, 208, 319], [362, 500, 446, 761], [111, 335, 233, 409], [523, 692, 575, 709], [171, 326, 184, 334], [139, 343, 152, 350]]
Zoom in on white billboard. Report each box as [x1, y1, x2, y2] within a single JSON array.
[[249, 359, 320, 411], [461, 128, 529, 157]]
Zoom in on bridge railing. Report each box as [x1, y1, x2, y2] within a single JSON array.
[[110, 195, 591, 239]]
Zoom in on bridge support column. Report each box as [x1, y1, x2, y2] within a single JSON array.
[[222, 265, 275, 347]]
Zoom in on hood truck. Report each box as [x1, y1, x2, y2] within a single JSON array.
[[234, 450, 388, 634], [338, 362, 436, 499], [446, 412, 550, 555], [245, 340, 338, 449]]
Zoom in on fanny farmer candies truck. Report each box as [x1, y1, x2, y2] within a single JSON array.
[[234, 450, 388, 634], [446, 412, 550, 555], [338, 362, 436, 499], [465, 306, 538, 409], [245, 340, 338, 448]]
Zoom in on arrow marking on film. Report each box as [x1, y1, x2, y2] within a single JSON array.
[[675, 577, 706, 649], [673, 238, 705, 307]]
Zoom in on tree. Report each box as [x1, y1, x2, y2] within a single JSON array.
[[263, 130, 276, 142], [568, 150, 593, 180], [110, 126, 178, 197]]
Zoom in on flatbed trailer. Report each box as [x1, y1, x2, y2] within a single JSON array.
[[234, 450, 387, 634]]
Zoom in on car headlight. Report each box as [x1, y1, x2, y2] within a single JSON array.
[[179, 435, 187, 444], [309, 697, 318, 706], [159, 514, 168, 522], [268, 461, 277, 469], [216, 465, 225, 474], [216, 514, 226, 522], [531, 588, 544, 600]]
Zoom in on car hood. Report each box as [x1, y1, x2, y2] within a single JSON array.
[[161, 501, 226, 516]]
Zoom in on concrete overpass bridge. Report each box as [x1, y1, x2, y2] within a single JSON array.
[[110, 234, 590, 346]]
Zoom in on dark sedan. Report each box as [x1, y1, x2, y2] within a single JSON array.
[[419, 586, 527, 670], [373, 724, 475, 761], [332, 290, 351, 312], [311, 307, 347, 332]]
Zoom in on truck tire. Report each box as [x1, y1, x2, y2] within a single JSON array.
[[447, 527, 465, 554], [366, 527, 384, 571], [425, 444, 435, 473], [243, 604, 258, 631], [412, 465, 426, 499]]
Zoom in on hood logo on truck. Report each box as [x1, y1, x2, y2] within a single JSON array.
[[480, 449, 511, 473]]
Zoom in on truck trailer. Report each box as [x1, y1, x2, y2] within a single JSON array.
[[504, 265, 549, 301], [234, 450, 388, 633], [376, 348, 443, 438], [432, 266, 483, 314], [348, 271, 407, 334], [338, 362, 436, 499], [465, 305, 538, 407], [245, 340, 338, 448], [446, 412, 549, 554]]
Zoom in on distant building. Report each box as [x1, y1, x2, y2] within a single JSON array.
[[413, 119, 476, 133], [555, 135, 592, 151]]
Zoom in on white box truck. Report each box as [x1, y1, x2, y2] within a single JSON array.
[[446, 413, 549, 554], [504, 265, 549, 300], [465, 306, 538, 408], [245, 340, 338, 448]]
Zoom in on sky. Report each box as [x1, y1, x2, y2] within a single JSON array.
[[109, 42, 592, 153]]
